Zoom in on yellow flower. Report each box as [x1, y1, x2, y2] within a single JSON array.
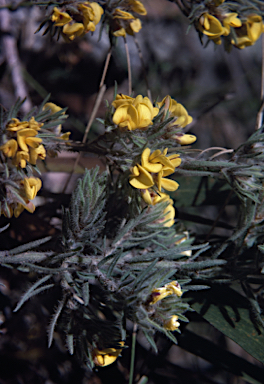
[[114, 9, 135, 20], [14, 201, 35, 218], [112, 95, 159, 130], [158, 96, 193, 128], [141, 191, 175, 227], [59, 132, 71, 140], [198, 13, 226, 44], [63, 22, 85, 40], [51, 7, 72, 26], [29, 144, 46, 165], [17, 128, 42, 152], [44, 102, 62, 114], [0, 139, 18, 157], [129, 164, 154, 189], [79, 2, 104, 32], [222, 13, 242, 35], [7, 118, 30, 132], [130, 148, 181, 192], [23, 177, 42, 200], [172, 133, 197, 145], [13, 151, 29, 168], [127, 18, 142, 35], [163, 315, 180, 331], [93, 342, 125, 367], [232, 14, 264, 49], [149, 281, 182, 305], [128, 0, 147, 15]]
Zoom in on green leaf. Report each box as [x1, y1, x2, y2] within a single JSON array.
[[188, 285, 264, 363]]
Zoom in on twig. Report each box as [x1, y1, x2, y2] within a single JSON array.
[[0, 0, 32, 113], [124, 37, 132, 96], [62, 47, 111, 193], [133, 36, 152, 101]]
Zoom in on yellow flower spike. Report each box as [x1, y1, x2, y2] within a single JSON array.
[[198, 13, 226, 42], [113, 9, 135, 20], [163, 315, 180, 331], [29, 144, 46, 165], [63, 22, 85, 40], [6, 118, 29, 132], [0, 139, 18, 158], [141, 148, 163, 173], [129, 164, 154, 189], [173, 134, 197, 145], [13, 151, 29, 168], [51, 7, 72, 26], [93, 342, 125, 367], [17, 128, 42, 152], [23, 177, 42, 200], [128, 0, 147, 15]]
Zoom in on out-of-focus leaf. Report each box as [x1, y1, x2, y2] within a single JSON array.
[[188, 285, 264, 363]]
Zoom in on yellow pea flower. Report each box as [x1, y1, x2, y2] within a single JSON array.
[[13, 151, 29, 168], [163, 315, 180, 331], [127, 18, 142, 35], [44, 102, 63, 114], [232, 14, 263, 49], [222, 13, 242, 35], [128, 0, 147, 15], [113, 9, 135, 20], [172, 133, 197, 145], [158, 96, 193, 128], [6, 118, 30, 132], [198, 13, 226, 44], [29, 144, 46, 165], [79, 2, 104, 32], [93, 342, 125, 367], [112, 94, 135, 109], [14, 201, 35, 218], [63, 22, 85, 40], [129, 164, 154, 189], [51, 7, 72, 26], [113, 95, 159, 130], [23, 177, 42, 200], [0, 139, 18, 158], [149, 281, 182, 305], [17, 128, 42, 152]]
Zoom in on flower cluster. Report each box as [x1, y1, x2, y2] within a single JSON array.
[[112, 94, 159, 130], [158, 95, 196, 145], [111, 0, 147, 37], [129, 147, 181, 227], [50, 2, 104, 41], [0, 117, 45, 168], [112, 94, 194, 144], [198, 8, 264, 49], [1, 177, 42, 218]]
